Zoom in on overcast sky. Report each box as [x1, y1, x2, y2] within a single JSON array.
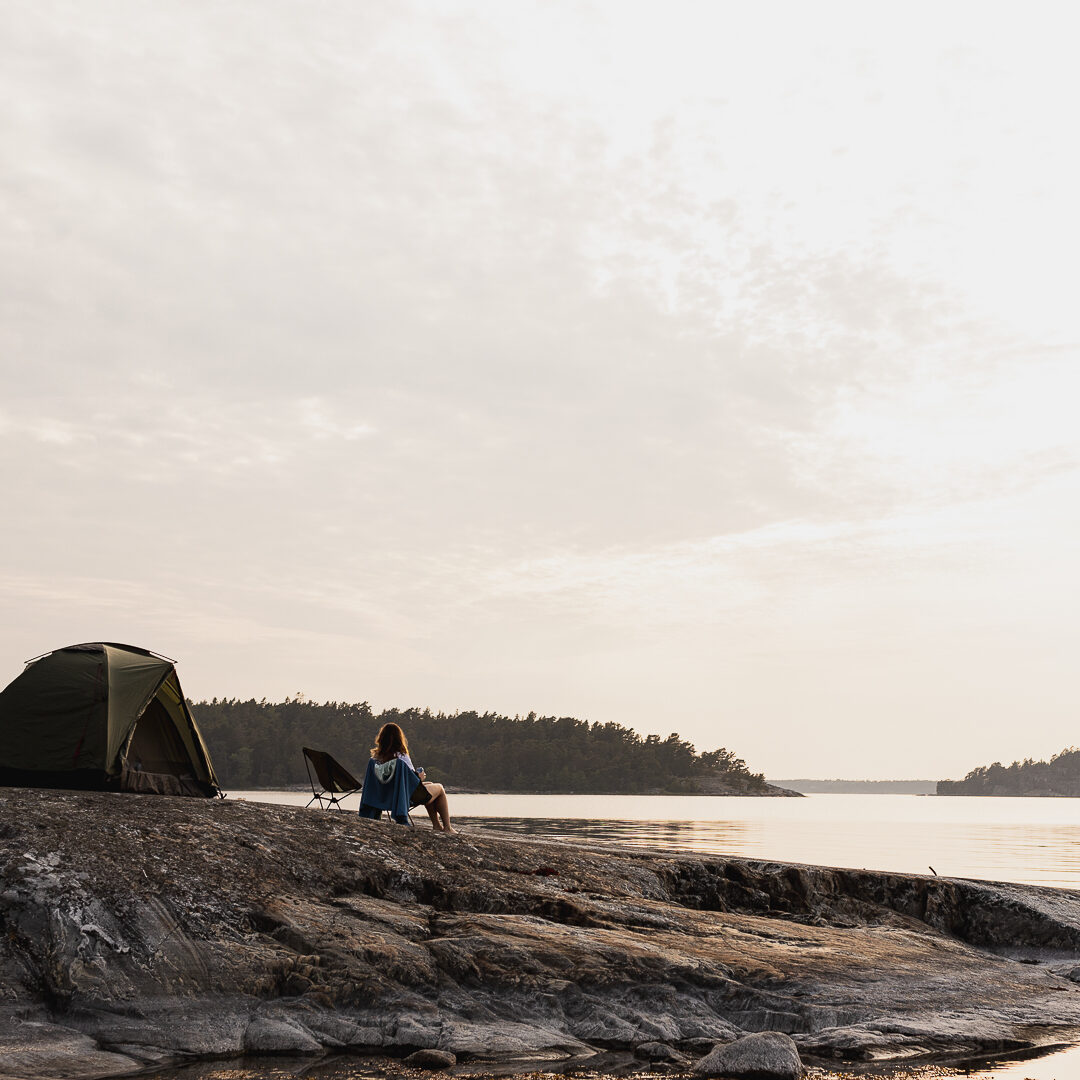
[[2, 1, 1078, 780]]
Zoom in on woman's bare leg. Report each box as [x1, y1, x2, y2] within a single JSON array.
[[421, 783, 453, 832], [434, 791, 453, 832], [421, 783, 450, 831]]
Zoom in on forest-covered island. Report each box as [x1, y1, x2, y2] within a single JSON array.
[[937, 747, 1080, 796], [192, 697, 794, 795]]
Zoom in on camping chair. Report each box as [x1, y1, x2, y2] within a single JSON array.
[[303, 747, 362, 810]]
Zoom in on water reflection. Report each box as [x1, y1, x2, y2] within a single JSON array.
[[461, 815, 750, 855], [952, 1041, 1080, 1080], [965, 823, 1080, 882], [456, 813, 1080, 889]]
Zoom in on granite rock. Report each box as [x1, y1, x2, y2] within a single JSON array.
[[636, 1040, 690, 1063], [405, 1049, 458, 1068], [694, 1031, 804, 1078], [3, 788, 1080, 1079]]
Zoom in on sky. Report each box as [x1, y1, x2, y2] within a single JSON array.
[[2, 1, 1078, 780]]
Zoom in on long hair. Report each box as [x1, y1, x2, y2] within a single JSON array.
[[371, 722, 409, 762]]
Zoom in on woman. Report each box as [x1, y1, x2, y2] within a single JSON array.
[[371, 722, 454, 832]]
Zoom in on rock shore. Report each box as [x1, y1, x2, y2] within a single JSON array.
[[2, 789, 1080, 1079]]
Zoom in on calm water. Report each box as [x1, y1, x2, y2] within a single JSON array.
[[231, 791, 1080, 890]]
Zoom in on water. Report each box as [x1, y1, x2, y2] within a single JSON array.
[[957, 1044, 1080, 1080], [231, 791, 1080, 890]]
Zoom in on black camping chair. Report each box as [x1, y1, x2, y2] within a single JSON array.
[[303, 747, 363, 810]]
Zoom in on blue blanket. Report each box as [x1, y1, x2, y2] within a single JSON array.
[[357, 758, 421, 824]]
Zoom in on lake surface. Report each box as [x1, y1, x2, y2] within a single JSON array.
[[230, 791, 1080, 890]]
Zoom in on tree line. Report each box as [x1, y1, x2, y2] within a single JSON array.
[[190, 697, 769, 795], [937, 747, 1080, 796]]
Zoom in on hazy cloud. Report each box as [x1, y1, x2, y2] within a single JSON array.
[[3, 1, 1079, 775]]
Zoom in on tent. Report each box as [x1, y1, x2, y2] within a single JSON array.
[[0, 642, 222, 797]]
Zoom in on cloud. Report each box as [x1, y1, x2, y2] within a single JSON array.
[[3, 1, 1080, 775]]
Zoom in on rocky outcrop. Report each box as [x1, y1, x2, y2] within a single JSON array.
[[3, 788, 1080, 1080], [695, 774, 802, 797]]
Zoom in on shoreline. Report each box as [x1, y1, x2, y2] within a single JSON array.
[[64, 1039, 1080, 1080], [3, 788, 1080, 1080], [243, 785, 802, 797]]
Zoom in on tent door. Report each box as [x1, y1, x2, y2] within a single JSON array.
[[121, 697, 206, 796]]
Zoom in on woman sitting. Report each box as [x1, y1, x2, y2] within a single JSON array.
[[371, 721, 454, 832]]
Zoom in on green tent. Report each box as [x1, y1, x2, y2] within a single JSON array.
[[0, 643, 221, 797]]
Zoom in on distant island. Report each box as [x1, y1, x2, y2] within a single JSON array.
[[771, 779, 937, 794], [192, 697, 799, 796], [938, 747, 1080, 796]]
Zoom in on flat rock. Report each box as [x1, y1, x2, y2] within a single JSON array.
[[0, 1019, 143, 1080], [694, 1031, 804, 1078]]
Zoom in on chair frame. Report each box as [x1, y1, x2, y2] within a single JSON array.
[[302, 746, 362, 810]]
